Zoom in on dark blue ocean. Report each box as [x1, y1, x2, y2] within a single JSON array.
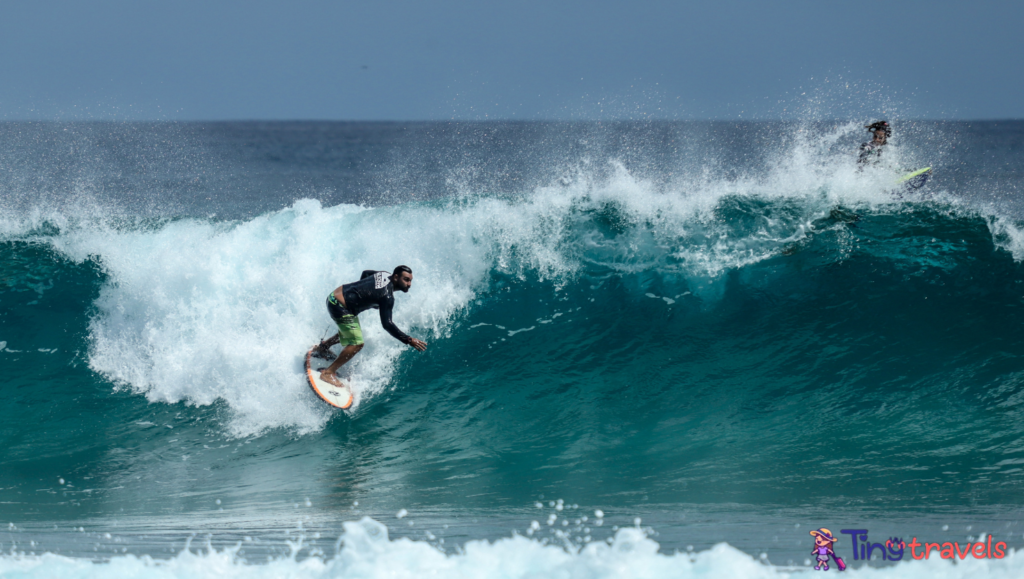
[[1, 120, 1023, 577]]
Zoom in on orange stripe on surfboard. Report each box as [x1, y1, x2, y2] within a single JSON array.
[[304, 348, 353, 409]]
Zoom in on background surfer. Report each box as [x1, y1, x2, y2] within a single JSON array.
[[317, 266, 427, 388], [858, 120, 890, 165]]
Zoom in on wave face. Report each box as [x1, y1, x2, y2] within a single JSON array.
[[2, 121, 1024, 572]]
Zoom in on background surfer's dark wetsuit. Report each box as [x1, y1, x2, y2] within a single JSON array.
[[858, 140, 885, 165], [340, 270, 412, 344]]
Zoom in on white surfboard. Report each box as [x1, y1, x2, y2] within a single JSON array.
[[304, 346, 353, 409]]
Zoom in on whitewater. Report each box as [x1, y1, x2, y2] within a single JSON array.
[[1, 120, 1023, 576]]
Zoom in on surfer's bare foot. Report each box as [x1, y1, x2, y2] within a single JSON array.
[[319, 370, 346, 388]]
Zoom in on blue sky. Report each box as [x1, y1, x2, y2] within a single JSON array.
[[1, 1, 1021, 120]]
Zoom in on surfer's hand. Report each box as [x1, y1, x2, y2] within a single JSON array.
[[409, 338, 427, 351]]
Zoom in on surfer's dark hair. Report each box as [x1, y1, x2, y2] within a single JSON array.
[[866, 121, 891, 138], [393, 265, 412, 277]]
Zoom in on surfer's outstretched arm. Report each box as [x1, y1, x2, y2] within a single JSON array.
[[379, 301, 427, 351]]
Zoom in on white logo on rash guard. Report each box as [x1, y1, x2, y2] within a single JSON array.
[[374, 271, 388, 289]]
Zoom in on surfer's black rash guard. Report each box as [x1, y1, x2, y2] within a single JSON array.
[[341, 270, 412, 344]]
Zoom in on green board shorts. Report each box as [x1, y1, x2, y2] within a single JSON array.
[[327, 293, 364, 346]]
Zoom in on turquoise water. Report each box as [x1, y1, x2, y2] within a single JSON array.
[[1, 121, 1023, 576]]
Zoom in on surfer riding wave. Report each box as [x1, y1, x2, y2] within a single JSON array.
[[858, 120, 890, 166], [856, 120, 933, 191], [316, 266, 427, 388]]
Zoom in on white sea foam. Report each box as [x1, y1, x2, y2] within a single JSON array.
[[987, 214, 1024, 261], [46, 200, 489, 436], [0, 518, 1018, 579]]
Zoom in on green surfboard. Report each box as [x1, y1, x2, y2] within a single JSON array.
[[897, 167, 932, 189]]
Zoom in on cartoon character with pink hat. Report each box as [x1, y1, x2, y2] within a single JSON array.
[[810, 528, 846, 571]]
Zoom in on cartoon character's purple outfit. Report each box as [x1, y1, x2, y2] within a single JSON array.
[[809, 527, 842, 571]]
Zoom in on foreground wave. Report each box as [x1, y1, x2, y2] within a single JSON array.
[[8, 160, 1022, 437], [3, 160, 1024, 512]]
